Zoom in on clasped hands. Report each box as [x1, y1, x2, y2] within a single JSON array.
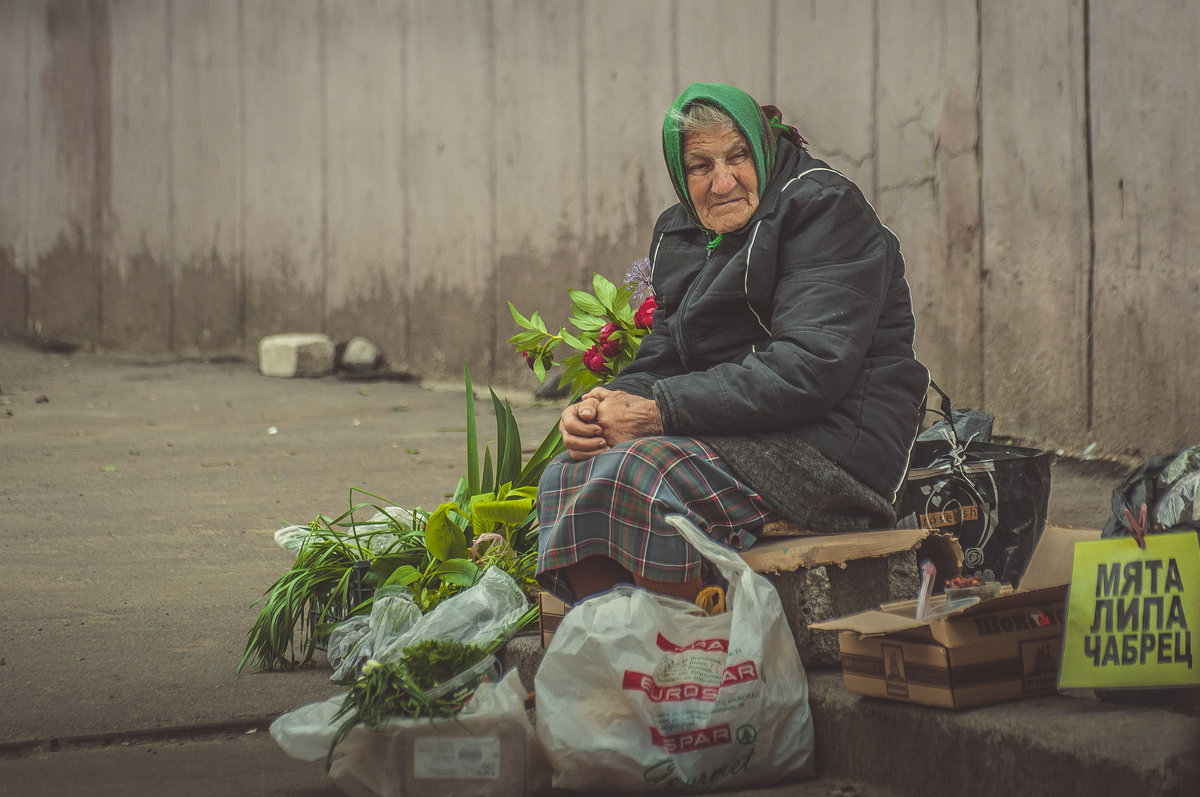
[[560, 387, 663, 461]]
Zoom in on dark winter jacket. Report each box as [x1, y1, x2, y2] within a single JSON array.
[[606, 137, 929, 511]]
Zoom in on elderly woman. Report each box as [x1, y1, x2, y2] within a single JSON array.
[[537, 83, 929, 604]]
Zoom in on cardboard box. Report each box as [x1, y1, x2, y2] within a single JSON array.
[[743, 527, 963, 666], [538, 591, 568, 649], [810, 524, 1101, 708], [537, 528, 962, 657]]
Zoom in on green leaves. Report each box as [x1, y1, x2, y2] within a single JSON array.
[[243, 366, 557, 676], [423, 502, 470, 562], [468, 484, 536, 540], [507, 267, 652, 398]]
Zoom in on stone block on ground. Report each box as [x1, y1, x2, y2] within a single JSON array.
[[258, 333, 335, 378], [338, 336, 383, 373]]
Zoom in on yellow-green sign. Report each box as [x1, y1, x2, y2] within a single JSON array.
[[1059, 531, 1199, 689]]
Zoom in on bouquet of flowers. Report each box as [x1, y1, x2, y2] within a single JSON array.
[[509, 259, 656, 397]]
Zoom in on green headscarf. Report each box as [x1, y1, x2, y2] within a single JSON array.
[[662, 83, 776, 235]]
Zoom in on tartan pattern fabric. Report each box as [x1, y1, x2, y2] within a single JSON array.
[[536, 437, 776, 598]]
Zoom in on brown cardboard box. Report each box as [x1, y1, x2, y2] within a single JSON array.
[[810, 524, 1101, 708], [538, 591, 568, 649], [537, 528, 962, 654]]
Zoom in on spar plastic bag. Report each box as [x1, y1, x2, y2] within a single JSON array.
[[534, 515, 814, 792], [271, 669, 550, 796]]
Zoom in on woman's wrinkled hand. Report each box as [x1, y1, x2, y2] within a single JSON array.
[[560, 394, 609, 461], [588, 388, 663, 447], [559, 388, 664, 461]]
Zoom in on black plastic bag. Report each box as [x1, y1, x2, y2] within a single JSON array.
[[1102, 444, 1200, 540], [895, 383, 1054, 585], [1097, 445, 1200, 706]]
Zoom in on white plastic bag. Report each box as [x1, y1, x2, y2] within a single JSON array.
[[274, 524, 312, 554], [534, 514, 815, 791], [270, 670, 549, 797]]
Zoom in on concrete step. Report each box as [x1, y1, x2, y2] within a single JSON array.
[[499, 636, 1200, 797]]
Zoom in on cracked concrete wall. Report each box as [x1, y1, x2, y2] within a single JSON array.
[[0, 0, 1196, 460], [981, 0, 1092, 449], [1087, 0, 1200, 456]]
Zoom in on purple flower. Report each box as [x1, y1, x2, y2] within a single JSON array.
[[623, 258, 654, 301]]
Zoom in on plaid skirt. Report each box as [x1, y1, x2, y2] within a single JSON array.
[[536, 437, 776, 600]]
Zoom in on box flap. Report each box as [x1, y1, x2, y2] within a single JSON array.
[[810, 583, 1068, 644], [1017, 523, 1103, 591], [809, 604, 932, 636], [741, 527, 932, 574]]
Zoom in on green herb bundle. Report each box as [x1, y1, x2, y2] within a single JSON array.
[[325, 640, 492, 771], [239, 502, 427, 673], [240, 365, 561, 675]]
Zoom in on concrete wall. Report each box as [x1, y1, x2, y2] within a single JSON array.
[[0, 0, 1195, 461]]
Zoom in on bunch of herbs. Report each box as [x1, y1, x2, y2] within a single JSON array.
[[241, 366, 560, 673], [325, 639, 493, 771]]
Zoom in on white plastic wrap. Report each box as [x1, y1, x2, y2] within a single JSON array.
[[274, 524, 312, 554], [270, 669, 549, 797], [373, 567, 528, 663], [329, 587, 423, 681]]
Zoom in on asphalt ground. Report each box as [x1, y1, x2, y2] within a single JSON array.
[[0, 339, 1130, 795]]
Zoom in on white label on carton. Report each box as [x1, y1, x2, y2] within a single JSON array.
[[413, 736, 501, 780]]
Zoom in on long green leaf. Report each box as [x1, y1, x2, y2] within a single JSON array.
[[560, 330, 586, 350], [490, 390, 509, 486], [508, 301, 532, 328], [517, 418, 563, 488], [383, 564, 422, 588], [490, 390, 523, 485], [592, 272, 618, 307], [464, 364, 479, 497], [481, 447, 494, 496], [451, 474, 470, 510], [569, 289, 607, 316], [508, 330, 546, 349]]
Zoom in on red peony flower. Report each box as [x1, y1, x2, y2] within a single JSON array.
[[522, 350, 537, 370], [634, 296, 657, 330], [582, 345, 609, 375], [598, 322, 621, 357]]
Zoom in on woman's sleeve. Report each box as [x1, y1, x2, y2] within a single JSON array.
[[652, 179, 895, 433]]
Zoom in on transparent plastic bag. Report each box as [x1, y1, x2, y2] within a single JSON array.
[[274, 506, 419, 557], [330, 587, 422, 681], [327, 615, 374, 677], [354, 506, 421, 555], [374, 568, 528, 663], [274, 524, 312, 554]]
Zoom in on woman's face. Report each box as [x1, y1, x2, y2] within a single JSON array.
[[682, 126, 759, 234]]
